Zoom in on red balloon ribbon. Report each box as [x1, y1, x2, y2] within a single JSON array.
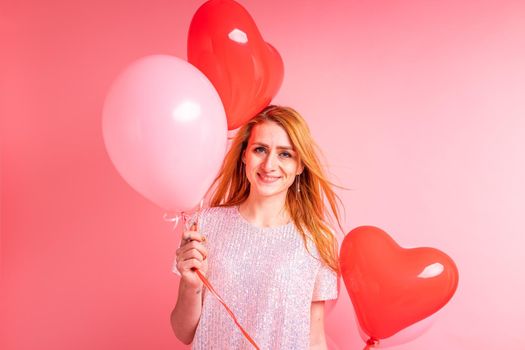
[[195, 270, 260, 349]]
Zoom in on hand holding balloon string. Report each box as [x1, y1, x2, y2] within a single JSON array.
[[172, 212, 260, 350], [175, 217, 208, 290]]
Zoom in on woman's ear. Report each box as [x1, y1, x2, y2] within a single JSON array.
[[297, 162, 304, 175], [241, 150, 246, 164]]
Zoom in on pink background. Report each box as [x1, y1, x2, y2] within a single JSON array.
[[2, 0, 524, 349]]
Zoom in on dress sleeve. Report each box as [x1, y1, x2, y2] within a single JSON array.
[[312, 263, 338, 301]]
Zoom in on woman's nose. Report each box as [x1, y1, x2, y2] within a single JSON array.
[[262, 152, 278, 171]]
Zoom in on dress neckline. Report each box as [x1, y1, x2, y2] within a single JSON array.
[[233, 205, 294, 232]]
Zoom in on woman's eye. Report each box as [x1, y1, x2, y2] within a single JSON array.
[[254, 147, 266, 153], [280, 152, 292, 158]]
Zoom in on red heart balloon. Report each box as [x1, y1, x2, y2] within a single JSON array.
[[340, 226, 459, 341], [188, 0, 284, 130]]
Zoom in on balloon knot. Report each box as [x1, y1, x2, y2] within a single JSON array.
[[163, 211, 191, 230], [366, 338, 379, 346]]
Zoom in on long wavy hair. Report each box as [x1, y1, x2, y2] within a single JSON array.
[[210, 105, 344, 273]]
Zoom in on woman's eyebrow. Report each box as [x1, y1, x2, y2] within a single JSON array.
[[252, 142, 294, 150]]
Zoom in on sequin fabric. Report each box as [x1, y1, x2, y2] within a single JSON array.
[[176, 206, 338, 350]]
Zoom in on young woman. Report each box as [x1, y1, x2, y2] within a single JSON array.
[[170, 105, 343, 349]]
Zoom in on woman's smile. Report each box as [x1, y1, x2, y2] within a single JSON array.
[[257, 172, 281, 184]]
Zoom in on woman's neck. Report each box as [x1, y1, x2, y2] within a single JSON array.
[[239, 194, 290, 228]]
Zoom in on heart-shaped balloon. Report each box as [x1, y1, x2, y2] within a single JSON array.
[[188, 0, 284, 130], [340, 226, 459, 341]]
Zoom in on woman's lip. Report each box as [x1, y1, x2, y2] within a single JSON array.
[[257, 173, 281, 183]]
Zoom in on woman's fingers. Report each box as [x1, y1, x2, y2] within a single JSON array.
[[179, 227, 206, 247], [180, 240, 208, 258], [176, 241, 208, 262], [178, 246, 207, 263], [182, 231, 206, 243], [177, 258, 204, 273], [175, 222, 208, 278]]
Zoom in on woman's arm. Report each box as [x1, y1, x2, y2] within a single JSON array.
[[310, 301, 328, 350], [170, 226, 208, 345], [170, 280, 204, 344]]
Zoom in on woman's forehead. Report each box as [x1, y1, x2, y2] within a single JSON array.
[[248, 121, 293, 147]]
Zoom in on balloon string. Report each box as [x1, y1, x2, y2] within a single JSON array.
[[163, 212, 192, 230], [195, 269, 260, 350], [169, 203, 259, 350]]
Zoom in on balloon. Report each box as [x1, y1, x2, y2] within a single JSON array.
[[102, 55, 227, 212], [188, 0, 284, 130], [356, 313, 436, 348], [340, 226, 458, 343]]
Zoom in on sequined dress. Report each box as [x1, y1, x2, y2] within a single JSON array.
[[175, 206, 338, 350]]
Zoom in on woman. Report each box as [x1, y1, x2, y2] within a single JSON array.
[[170, 105, 343, 349]]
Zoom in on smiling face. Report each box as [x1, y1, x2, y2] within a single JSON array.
[[242, 121, 304, 200]]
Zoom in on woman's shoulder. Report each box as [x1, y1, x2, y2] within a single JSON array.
[[303, 223, 339, 255], [200, 205, 236, 218], [196, 205, 237, 227]]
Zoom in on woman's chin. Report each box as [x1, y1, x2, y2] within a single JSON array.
[[252, 186, 286, 199]]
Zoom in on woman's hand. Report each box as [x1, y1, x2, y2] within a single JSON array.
[[175, 223, 208, 290], [171, 223, 208, 344]]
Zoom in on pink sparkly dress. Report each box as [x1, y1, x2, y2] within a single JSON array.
[[178, 206, 338, 350]]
